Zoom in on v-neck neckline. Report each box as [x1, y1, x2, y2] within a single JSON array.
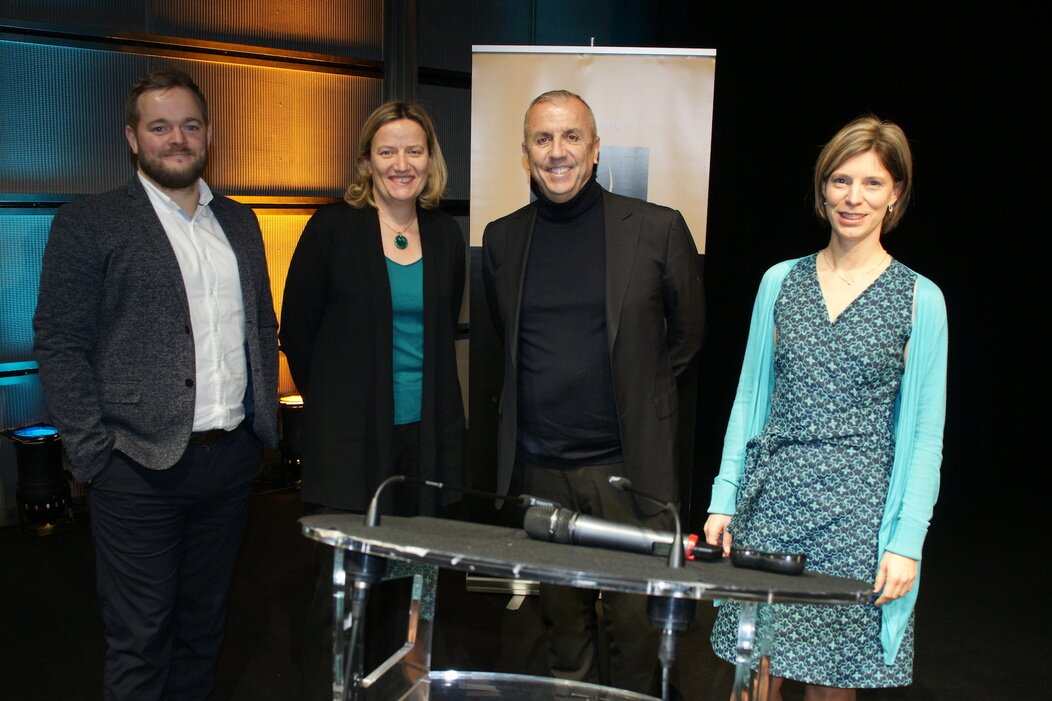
[[815, 255, 894, 325]]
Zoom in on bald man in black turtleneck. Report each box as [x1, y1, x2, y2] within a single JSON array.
[[482, 89, 704, 695]]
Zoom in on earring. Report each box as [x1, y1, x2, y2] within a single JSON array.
[[888, 204, 895, 213], [822, 200, 827, 207]]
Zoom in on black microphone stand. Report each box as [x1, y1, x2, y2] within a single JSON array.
[[608, 476, 696, 701]]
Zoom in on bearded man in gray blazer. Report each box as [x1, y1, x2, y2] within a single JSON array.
[[482, 90, 704, 695], [33, 68, 278, 701]]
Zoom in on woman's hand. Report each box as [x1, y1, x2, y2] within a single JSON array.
[[703, 513, 733, 556], [873, 551, 918, 606]]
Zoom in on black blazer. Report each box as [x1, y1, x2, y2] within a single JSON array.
[[280, 202, 466, 512], [482, 189, 704, 506], [34, 177, 279, 483]]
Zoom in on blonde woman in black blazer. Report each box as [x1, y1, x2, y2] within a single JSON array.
[[279, 102, 465, 698], [281, 102, 466, 514]]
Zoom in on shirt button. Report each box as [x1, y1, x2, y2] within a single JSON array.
[[185, 379, 194, 387]]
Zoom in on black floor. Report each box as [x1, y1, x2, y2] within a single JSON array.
[[1, 476, 1045, 700]]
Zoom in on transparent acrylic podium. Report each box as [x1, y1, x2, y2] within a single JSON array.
[[302, 514, 870, 701]]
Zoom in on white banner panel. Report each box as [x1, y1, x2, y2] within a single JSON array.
[[470, 45, 716, 252]]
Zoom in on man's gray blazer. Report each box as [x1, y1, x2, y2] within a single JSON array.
[[33, 177, 279, 483]]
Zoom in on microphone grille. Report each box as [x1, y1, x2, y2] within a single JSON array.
[[522, 505, 573, 544]]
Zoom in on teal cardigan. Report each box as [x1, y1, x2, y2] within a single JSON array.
[[708, 257, 948, 664]]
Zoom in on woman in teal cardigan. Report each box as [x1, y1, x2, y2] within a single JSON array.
[[705, 116, 948, 699]]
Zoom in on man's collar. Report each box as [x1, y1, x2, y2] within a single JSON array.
[[534, 177, 603, 222], [137, 171, 213, 217]]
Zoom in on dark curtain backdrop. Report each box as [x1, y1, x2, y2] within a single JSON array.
[[655, 5, 1038, 544]]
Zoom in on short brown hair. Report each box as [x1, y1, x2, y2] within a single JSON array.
[[814, 115, 913, 233], [126, 68, 208, 128], [344, 101, 448, 210]]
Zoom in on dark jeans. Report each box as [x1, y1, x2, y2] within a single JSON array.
[[87, 423, 262, 701], [522, 460, 671, 696]]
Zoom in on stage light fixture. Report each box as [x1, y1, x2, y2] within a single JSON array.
[[1, 424, 74, 535], [278, 393, 304, 487]]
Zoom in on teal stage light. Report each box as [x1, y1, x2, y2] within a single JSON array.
[[2, 423, 74, 535]]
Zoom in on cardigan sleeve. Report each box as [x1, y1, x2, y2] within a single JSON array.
[[882, 274, 948, 559], [878, 272, 948, 664], [279, 207, 337, 397], [707, 260, 797, 514]]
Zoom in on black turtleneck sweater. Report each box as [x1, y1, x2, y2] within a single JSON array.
[[517, 178, 623, 467]]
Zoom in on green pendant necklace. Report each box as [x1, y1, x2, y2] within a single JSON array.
[[379, 214, 416, 250]]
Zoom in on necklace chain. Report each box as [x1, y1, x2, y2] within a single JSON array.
[[378, 213, 417, 251], [823, 249, 889, 285], [378, 214, 416, 236]]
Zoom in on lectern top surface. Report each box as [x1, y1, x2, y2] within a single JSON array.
[[301, 514, 871, 605]]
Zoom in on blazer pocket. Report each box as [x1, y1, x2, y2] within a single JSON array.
[[653, 387, 678, 420], [100, 381, 141, 405]]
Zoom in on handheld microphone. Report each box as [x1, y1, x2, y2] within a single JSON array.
[[521, 505, 720, 562], [607, 476, 684, 569]]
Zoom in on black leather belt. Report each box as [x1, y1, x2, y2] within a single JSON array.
[[189, 428, 233, 446]]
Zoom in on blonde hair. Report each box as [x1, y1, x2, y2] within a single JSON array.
[[344, 101, 448, 209], [814, 115, 913, 233]]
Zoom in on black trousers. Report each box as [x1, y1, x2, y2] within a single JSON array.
[[522, 461, 671, 696], [87, 423, 262, 701]]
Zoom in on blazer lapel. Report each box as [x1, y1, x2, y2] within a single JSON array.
[[505, 206, 536, 366], [418, 205, 439, 368], [211, 197, 260, 324], [362, 208, 393, 330], [124, 178, 193, 306], [603, 192, 641, 352]]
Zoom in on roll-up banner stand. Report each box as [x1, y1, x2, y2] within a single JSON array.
[[470, 45, 717, 253]]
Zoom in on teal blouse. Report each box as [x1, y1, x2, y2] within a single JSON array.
[[386, 257, 424, 425]]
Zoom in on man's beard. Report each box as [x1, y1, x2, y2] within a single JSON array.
[[137, 148, 208, 190]]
